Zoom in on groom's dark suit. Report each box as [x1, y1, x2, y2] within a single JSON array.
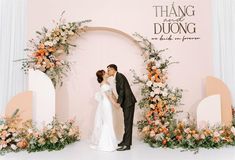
[[115, 72, 136, 146]]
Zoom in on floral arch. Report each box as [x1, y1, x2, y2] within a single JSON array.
[[1, 17, 234, 155]]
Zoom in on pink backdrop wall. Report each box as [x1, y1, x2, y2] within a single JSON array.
[[27, 0, 213, 139]]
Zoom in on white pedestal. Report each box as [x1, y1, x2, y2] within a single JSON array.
[[28, 69, 55, 126], [197, 94, 221, 129]]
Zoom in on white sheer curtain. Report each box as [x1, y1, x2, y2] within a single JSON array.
[[0, 0, 27, 114], [213, 0, 235, 106]]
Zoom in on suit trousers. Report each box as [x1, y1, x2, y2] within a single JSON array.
[[121, 104, 135, 146]]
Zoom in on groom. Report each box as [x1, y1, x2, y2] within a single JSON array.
[[107, 64, 137, 151]]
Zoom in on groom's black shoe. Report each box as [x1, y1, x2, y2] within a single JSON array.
[[117, 145, 131, 151], [118, 142, 124, 147]]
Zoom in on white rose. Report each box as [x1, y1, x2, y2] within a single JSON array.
[[151, 76, 155, 81], [184, 128, 190, 134], [213, 131, 220, 137], [200, 134, 205, 139], [152, 66, 157, 70], [61, 32, 66, 36], [150, 104, 155, 109], [154, 120, 160, 125], [44, 41, 49, 46], [146, 81, 152, 87], [158, 83, 164, 88], [162, 91, 168, 97], [150, 130, 155, 137], [0, 124, 4, 131], [27, 129, 33, 134], [48, 41, 53, 46], [153, 82, 159, 88], [53, 40, 57, 45], [142, 75, 148, 81], [68, 31, 75, 35], [154, 88, 161, 94], [150, 91, 155, 97], [55, 37, 60, 41], [11, 144, 17, 150], [155, 133, 164, 141], [155, 63, 160, 68], [231, 126, 235, 135], [46, 32, 51, 37], [162, 69, 166, 74], [35, 64, 41, 69]]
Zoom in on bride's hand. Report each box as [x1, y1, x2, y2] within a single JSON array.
[[114, 103, 121, 108]]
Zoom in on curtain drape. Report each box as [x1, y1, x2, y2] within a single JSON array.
[[213, 0, 235, 106], [0, 0, 27, 114]]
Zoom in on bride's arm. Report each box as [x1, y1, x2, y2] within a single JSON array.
[[111, 92, 117, 102], [105, 92, 120, 108]]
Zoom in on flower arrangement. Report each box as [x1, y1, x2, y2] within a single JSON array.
[[21, 13, 91, 87], [0, 111, 80, 155], [133, 33, 235, 152], [0, 112, 23, 154]]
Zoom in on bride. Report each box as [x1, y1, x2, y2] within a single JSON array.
[[90, 70, 120, 151]]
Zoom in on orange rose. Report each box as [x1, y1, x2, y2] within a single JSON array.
[[176, 135, 182, 141], [148, 73, 152, 80], [48, 47, 56, 53], [38, 43, 45, 49], [37, 49, 47, 56], [156, 69, 161, 75], [163, 128, 169, 134], [157, 102, 163, 109], [213, 137, 220, 143], [162, 139, 167, 145], [191, 130, 196, 135], [17, 139, 28, 149]]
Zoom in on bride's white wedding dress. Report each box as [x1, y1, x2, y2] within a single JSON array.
[[90, 83, 117, 151]]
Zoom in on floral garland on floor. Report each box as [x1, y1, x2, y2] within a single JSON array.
[[21, 14, 91, 87], [0, 111, 80, 155], [133, 33, 235, 152]]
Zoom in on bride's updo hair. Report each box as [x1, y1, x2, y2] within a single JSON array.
[[96, 70, 105, 83]]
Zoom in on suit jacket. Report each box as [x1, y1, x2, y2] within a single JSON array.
[[115, 72, 137, 107]]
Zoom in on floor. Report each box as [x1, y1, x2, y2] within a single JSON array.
[[2, 138, 235, 160]]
